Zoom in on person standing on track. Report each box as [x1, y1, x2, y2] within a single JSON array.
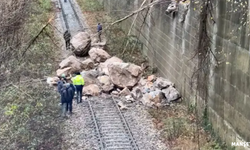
[[63, 30, 71, 50], [71, 72, 84, 104], [97, 23, 102, 42], [57, 74, 66, 105]]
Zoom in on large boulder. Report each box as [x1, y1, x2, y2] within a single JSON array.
[[154, 77, 174, 89], [97, 75, 114, 92], [88, 47, 110, 63], [71, 32, 91, 57], [81, 70, 99, 86], [56, 67, 72, 76], [82, 58, 94, 70], [108, 62, 142, 88], [59, 55, 84, 73], [98, 56, 123, 75], [162, 86, 180, 102], [82, 84, 101, 96]]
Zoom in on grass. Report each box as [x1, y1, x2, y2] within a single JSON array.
[[0, 0, 62, 149], [149, 103, 235, 150]]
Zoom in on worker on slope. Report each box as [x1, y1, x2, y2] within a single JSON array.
[[63, 30, 71, 50], [57, 74, 67, 105], [97, 23, 102, 42], [71, 72, 84, 104]]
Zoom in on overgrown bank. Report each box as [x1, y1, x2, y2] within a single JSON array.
[[0, 0, 62, 149]]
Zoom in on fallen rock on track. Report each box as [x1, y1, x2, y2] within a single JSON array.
[[82, 58, 95, 70], [97, 75, 114, 92], [108, 62, 142, 89], [88, 47, 110, 63], [59, 55, 85, 73], [82, 84, 101, 96], [98, 56, 124, 76], [71, 32, 91, 57], [56, 67, 72, 76]]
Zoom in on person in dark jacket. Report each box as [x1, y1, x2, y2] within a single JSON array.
[[57, 74, 66, 105], [60, 82, 75, 117], [97, 23, 102, 42], [63, 30, 71, 50], [65, 83, 75, 115]]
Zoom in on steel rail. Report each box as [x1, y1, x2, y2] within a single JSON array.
[[87, 100, 105, 150], [111, 97, 140, 150]]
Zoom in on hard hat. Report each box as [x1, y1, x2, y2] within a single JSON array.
[[61, 74, 66, 78]]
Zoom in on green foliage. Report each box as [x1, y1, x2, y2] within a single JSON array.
[[39, 0, 52, 11], [201, 106, 235, 150], [163, 118, 188, 141], [0, 0, 61, 149], [77, 0, 103, 12]]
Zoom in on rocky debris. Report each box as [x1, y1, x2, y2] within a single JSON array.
[[88, 47, 110, 63], [131, 87, 143, 100], [111, 90, 119, 95], [117, 100, 128, 110], [59, 55, 85, 73], [97, 75, 114, 92], [108, 62, 142, 88], [82, 58, 94, 70], [50, 37, 180, 108], [162, 86, 180, 102], [154, 77, 174, 89], [147, 75, 156, 82], [56, 67, 72, 77], [82, 84, 101, 96], [71, 32, 91, 57], [97, 56, 124, 76], [125, 95, 135, 103], [119, 87, 130, 96]]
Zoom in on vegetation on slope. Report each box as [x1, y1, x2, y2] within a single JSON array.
[[0, 0, 62, 149]]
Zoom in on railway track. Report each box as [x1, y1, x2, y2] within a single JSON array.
[[58, 1, 140, 149], [87, 97, 139, 150]]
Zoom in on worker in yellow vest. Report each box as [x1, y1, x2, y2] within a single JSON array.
[[71, 72, 84, 104]]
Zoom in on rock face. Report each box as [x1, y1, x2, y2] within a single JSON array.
[[108, 62, 142, 88], [59, 56, 84, 73], [71, 32, 91, 57], [88, 48, 110, 63], [162, 86, 180, 102], [82, 84, 100, 96], [98, 75, 114, 92], [82, 58, 94, 70], [98, 56, 124, 76]]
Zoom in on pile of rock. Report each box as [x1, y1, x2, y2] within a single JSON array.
[[47, 32, 181, 108]]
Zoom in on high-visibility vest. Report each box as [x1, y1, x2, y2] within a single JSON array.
[[72, 75, 84, 85]]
